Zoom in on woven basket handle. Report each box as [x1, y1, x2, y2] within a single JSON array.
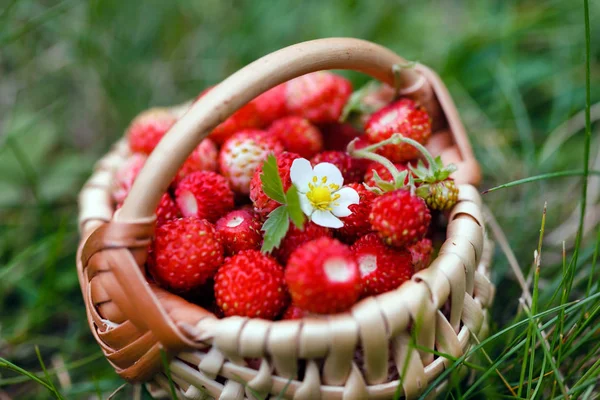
[[118, 37, 472, 221]]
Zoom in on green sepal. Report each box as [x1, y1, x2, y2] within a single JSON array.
[[261, 206, 290, 253]]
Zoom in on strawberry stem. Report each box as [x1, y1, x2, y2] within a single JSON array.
[[396, 135, 437, 169], [347, 138, 404, 186]]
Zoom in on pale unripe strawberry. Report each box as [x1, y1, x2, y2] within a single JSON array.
[[219, 130, 283, 194]]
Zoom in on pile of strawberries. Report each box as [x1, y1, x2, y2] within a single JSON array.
[[114, 71, 459, 320]]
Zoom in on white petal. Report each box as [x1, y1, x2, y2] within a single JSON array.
[[331, 187, 360, 217], [313, 162, 344, 187], [299, 193, 314, 216], [290, 158, 314, 192], [312, 209, 343, 229]]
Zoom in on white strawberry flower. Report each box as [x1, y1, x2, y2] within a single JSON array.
[[290, 158, 359, 228]]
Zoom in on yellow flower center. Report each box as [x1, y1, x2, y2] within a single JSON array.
[[306, 176, 340, 211]]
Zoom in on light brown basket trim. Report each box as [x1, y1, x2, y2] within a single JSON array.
[[431, 255, 466, 332], [352, 297, 389, 385], [456, 184, 482, 207], [474, 272, 494, 308], [400, 281, 437, 366], [247, 358, 274, 397], [295, 360, 322, 400], [97, 320, 143, 349], [412, 265, 452, 310], [392, 334, 426, 400], [438, 243, 476, 294], [170, 359, 224, 398], [223, 380, 246, 399], [434, 311, 462, 361], [460, 294, 484, 336], [239, 319, 272, 358], [323, 316, 359, 386], [267, 320, 302, 379], [298, 319, 330, 359], [375, 290, 412, 338]]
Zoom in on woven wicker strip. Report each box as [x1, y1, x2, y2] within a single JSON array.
[[77, 38, 494, 399]]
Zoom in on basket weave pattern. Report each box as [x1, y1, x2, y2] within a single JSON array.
[[77, 39, 495, 399]]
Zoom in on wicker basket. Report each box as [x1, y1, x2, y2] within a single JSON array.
[[77, 38, 494, 399]]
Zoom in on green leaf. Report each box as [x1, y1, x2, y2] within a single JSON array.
[[261, 206, 290, 253], [260, 153, 286, 204], [286, 185, 305, 230]]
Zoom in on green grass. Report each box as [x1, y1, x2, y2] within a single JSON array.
[[1, 0, 599, 398]]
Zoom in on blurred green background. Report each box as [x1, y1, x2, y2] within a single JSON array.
[[1, 0, 599, 398]]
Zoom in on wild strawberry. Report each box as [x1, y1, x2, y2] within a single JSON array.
[[113, 153, 147, 204], [268, 117, 323, 159], [209, 102, 263, 145], [175, 171, 235, 222], [417, 179, 459, 211], [310, 151, 365, 184], [175, 139, 218, 182], [155, 193, 180, 226], [363, 161, 410, 188], [127, 108, 177, 154], [320, 122, 363, 152], [214, 250, 288, 319], [409, 238, 433, 272], [336, 183, 377, 243], [351, 233, 413, 297], [149, 217, 224, 292], [219, 130, 283, 194], [369, 189, 431, 247], [282, 304, 308, 320], [286, 237, 360, 314], [274, 222, 332, 264], [285, 72, 352, 124], [365, 98, 431, 162], [216, 210, 263, 255], [249, 152, 301, 217], [251, 84, 288, 125]]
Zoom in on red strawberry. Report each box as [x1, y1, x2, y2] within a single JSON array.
[[351, 233, 413, 297], [175, 139, 218, 182], [249, 152, 301, 217], [274, 222, 332, 264], [336, 183, 377, 243], [310, 151, 365, 184], [175, 171, 235, 222], [268, 117, 323, 159], [156, 193, 181, 226], [286, 237, 360, 314], [251, 84, 288, 125], [409, 238, 433, 272], [320, 122, 363, 151], [282, 304, 308, 320], [285, 72, 352, 124], [214, 250, 288, 319], [127, 108, 177, 154], [219, 130, 283, 194], [113, 153, 147, 204], [369, 189, 431, 247], [363, 161, 410, 188], [209, 102, 263, 145], [365, 98, 431, 162], [150, 217, 224, 292], [216, 210, 263, 255]]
